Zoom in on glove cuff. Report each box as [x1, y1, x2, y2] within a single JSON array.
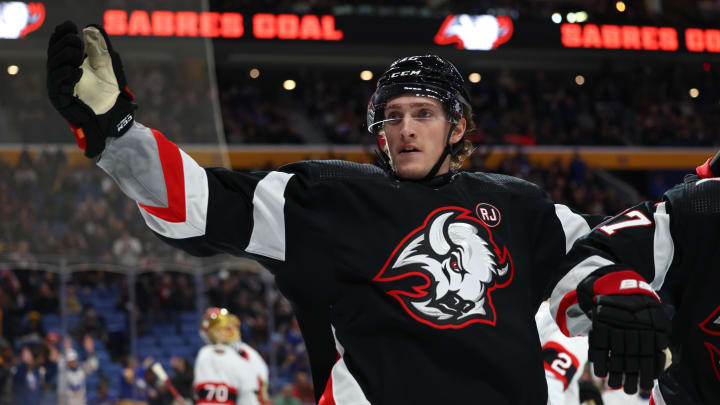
[[577, 267, 658, 314]]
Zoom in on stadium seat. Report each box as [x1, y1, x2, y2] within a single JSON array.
[[42, 314, 61, 331]]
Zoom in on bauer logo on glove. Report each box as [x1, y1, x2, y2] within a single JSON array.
[[46, 20, 136, 158]]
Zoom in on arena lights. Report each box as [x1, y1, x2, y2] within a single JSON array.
[[616, 1, 627, 13], [0, 1, 44, 39], [283, 80, 296, 90], [468, 73, 481, 83], [360, 70, 373, 81], [689, 88, 699, 98], [551, 13, 561, 24], [249, 68, 260, 79], [7, 65, 18, 75], [575, 75, 585, 85], [103, 10, 343, 40]]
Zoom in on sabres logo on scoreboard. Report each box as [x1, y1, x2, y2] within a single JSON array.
[[0, 2, 45, 39], [434, 14, 513, 51]]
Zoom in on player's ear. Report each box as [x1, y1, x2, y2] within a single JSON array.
[[450, 118, 466, 144]]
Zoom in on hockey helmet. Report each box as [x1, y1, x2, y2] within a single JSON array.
[[200, 307, 241, 345], [367, 55, 471, 136]]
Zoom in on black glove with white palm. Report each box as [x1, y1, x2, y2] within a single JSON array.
[[46, 21, 136, 158], [577, 267, 672, 395]]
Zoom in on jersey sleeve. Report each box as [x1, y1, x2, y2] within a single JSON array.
[[193, 348, 239, 405], [96, 122, 322, 268], [549, 199, 674, 337], [527, 187, 606, 306]]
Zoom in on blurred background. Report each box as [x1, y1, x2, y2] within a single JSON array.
[[1, 0, 719, 404]]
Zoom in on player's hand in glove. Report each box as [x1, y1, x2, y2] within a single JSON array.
[[46, 20, 136, 158], [577, 268, 671, 395]]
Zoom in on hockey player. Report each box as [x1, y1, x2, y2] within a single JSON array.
[[536, 301, 589, 405], [194, 307, 269, 405], [553, 154, 720, 405], [46, 21, 671, 404]]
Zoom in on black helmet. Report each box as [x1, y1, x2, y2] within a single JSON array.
[[367, 55, 471, 135]]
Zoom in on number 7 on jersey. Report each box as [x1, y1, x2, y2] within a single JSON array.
[[599, 210, 652, 236]]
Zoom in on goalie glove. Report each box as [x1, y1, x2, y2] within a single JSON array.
[[577, 268, 671, 395], [46, 21, 136, 158]]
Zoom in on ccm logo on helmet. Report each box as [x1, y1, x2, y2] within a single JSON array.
[[390, 70, 421, 78]]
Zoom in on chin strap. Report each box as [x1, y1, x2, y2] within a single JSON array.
[[421, 123, 461, 181]]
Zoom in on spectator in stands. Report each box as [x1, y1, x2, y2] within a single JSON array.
[[88, 376, 116, 405], [273, 383, 303, 405], [0, 338, 13, 405], [58, 335, 98, 405], [71, 308, 108, 347], [118, 356, 138, 405], [168, 356, 192, 402], [112, 231, 142, 268], [34, 281, 59, 313], [17, 311, 46, 347], [292, 372, 314, 404], [8, 239, 36, 269], [118, 356, 154, 405], [12, 346, 56, 404]]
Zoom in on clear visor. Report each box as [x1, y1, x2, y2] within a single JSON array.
[[368, 109, 452, 134]]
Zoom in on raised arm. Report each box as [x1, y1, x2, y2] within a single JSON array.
[[45, 21, 304, 264]]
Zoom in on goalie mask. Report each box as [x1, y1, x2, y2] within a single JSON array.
[[367, 55, 471, 179], [200, 307, 241, 345]]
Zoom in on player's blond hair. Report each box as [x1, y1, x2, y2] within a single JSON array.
[[449, 107, 476, 171]]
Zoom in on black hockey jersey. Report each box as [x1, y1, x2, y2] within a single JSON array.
[[98, 123, 603, 405], [553, 175, 720, 405]]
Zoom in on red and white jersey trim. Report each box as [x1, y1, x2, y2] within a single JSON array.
[[651, 382, 667, 405], [554, 204, 592, 253], [551, 255, 614, 337], [319, 326, 371, 405], [137, 129, 209, 239], [245, 171, 295, 261]]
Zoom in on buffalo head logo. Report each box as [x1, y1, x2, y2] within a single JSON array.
[[699, 305, 720, 336], [0, 2, 45, 39], [373, 206, 513, 329], [434, 14, 513, 51]]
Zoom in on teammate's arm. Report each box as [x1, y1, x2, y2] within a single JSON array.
[[548, 198, 674, 395], [526, 185, 671, 395]]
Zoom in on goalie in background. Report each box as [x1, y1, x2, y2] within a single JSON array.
[[194, 308, 269, 405]]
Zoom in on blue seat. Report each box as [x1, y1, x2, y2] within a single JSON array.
[[67, 314, 81, 327], [95, 351, 111, 364], [153, 324, 176, 336], [43, 314, 61, 331], [180, 311, 198, 322], [137, 346, 162, 359], [164, 335, 185, 346], [173, 345, 197, 359], [181, 322, 197, 333]]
